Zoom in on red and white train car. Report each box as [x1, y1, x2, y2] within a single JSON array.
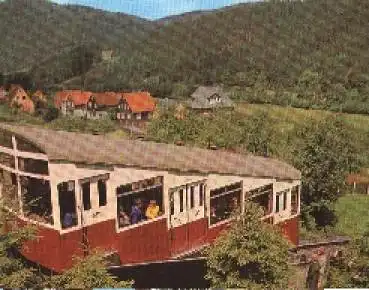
[[0, 123, 301, 272]]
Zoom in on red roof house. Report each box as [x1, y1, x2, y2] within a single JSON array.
[[8, 85, 35, 114], [54, 90, 93, 108], [0, 87, 7, 103], [116, 92, 156, 126], [123, 92, 156, 113]]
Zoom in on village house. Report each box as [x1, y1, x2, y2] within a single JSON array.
[[116, 92, 156, 128], [188, 86, 234, 113], [31, 90, 48, 114], [0, 86, 7, 103], [54, 90, 156, 124], [346, 168, 369, 195], [8, 85, 35, 114], [0, 123, 301, 272], [54, 90, 122, 119]]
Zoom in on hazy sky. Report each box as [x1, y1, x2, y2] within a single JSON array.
[[51, 0, 256, 19]]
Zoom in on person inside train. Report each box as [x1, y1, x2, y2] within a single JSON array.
[[130, 198, 144, 224], [63, 212, 74, 228], [119, 206, 130, 227], [146, 199, 160, 219]]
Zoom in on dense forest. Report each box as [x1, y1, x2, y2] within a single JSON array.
[[1, 0, 369, 113]]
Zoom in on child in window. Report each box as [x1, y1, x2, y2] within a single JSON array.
[[146, 199, 160, 219]]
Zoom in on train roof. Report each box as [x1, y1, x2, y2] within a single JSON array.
[[0, 123, 301, 180]]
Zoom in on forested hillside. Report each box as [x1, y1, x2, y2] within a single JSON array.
[[0, 0, 154, 87], [1, 0, 369, 113]]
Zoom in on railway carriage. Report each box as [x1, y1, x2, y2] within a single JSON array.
[[0, 123, 301, 272]]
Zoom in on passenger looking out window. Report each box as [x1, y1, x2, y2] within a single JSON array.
[[63, 212, 76, 228], [146, 199, 160, 219], [119, 206, 130, 227], [116, 176, 164, 229], [130, 198, 145, 224]]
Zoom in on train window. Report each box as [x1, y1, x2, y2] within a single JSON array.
[[0, 151, 15, 168], [21, 176, 53, 225], [16, 136, 45, 154], [58, 181, 78, 229], [276, 190, 288, 213], [0, 130, 13, 148], [18, 157, 49, 175], [199, 184, 205, 206], [179, 189, 184, 212], [291, 186, 299, 215], [247, 184, 273, 216], [276, 194, 280, 212], [117, 177, 164, 229], [0, 169, 19, 210], [82, 183, 91, 211], [190, 186, 195, 209], [210, 182, 242, 225], [98, 179, 107, 207]]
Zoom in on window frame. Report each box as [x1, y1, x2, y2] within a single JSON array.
[[116, 176, 165, 231], [82, 182, 91, 211], [98, 179, 107, 207], [209, 181, 242, 227]]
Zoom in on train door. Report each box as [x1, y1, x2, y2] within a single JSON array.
[[169, 186, 189, 256], [186, 182, 207, 249], [169, 182, 207, 256]]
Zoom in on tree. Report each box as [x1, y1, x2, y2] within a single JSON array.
[[0, 202, 132, 288], [240, 110, 274, 157], [46, 253, 133, 289], [295, 115, 360, 229], [204, 202, 291, 289], [325, 233, 369, 288], [0, 206, 44, 288]]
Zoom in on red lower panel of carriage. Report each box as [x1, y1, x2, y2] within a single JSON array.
[[9, 215, 299, 272]]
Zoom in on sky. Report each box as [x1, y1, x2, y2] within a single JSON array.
[[51, 0, 255, 20]]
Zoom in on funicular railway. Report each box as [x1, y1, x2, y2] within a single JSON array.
[[0, 123, 301, 272]]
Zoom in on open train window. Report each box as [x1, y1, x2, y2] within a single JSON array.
[[210, 182, 242, 225], [82, 182, 91, 211], [58, 181, 77, 229], [116, 176, 164, 229]]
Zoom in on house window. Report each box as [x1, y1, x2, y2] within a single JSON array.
[[98, 179, 107, 207], [136, 113, 141, 120], [127, 113, 131, 120], [82, 182, 91, 211], [58, 181, 78, 229], [210, 182, 242, 225], [116, 176, 164, 228], [190, 186, 195, 208]]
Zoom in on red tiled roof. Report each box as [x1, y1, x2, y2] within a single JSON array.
[[123, 92, 156, 113], [92, 92, 123, 106], [9, 84, 25, 96], [347, 173, 369, 185], [54, 90, 93, 107]]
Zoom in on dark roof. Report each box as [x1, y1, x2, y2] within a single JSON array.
[[189, 86, 234, 109], [0, 123, 300, 180]]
